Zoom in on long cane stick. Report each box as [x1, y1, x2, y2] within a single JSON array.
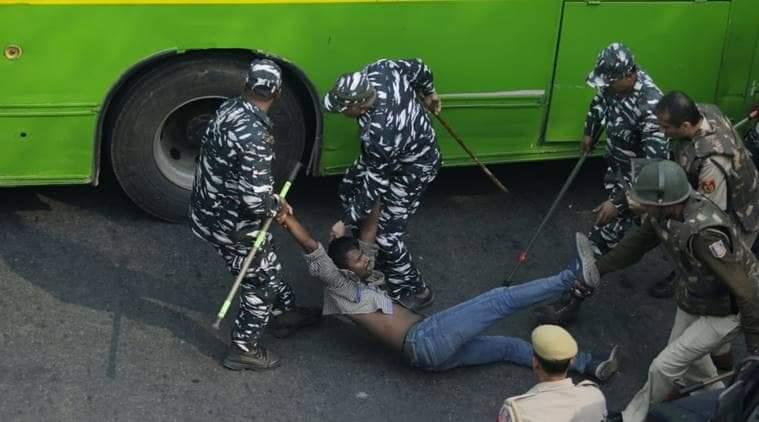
[[504, 152, 590, 285], [678, 370, 735, 396], [432, 113, 510, 193], [211, 162, 302, 330]]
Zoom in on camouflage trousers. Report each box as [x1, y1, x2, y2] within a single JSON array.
[[588, 171, 637, 255], [213, 231, 295, 352], [376, 164, 438, 299]]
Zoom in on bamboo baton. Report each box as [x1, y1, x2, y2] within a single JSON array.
[[432, 112, 509, 193], [212, 162, 303, 330]]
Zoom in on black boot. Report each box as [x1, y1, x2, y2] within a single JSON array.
[[584, 345, 620, 382], [223, 345, 280, 370], [648, 271, 675, 298], [269, 306, 322, 338], [535, 293, 585, 326]]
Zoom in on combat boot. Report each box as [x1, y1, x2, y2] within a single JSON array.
[[269, 306, 322, 338], [584, 345, 620, 382], [223, 346, 280, 370]]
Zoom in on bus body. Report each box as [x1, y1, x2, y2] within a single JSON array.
[[1, 0, 757, 221]]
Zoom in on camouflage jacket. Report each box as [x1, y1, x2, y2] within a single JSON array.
[[745, 120, 759, 170], [673, 104, 759, 233], [189, 97, 280, 245], [339, 58, 442, 225], [596, 193, 759, 350], [584, 70, 669, 209]]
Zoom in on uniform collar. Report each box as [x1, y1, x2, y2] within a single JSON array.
[[528, 378, 574, 393], [241, 97, 274, 130], [695, 115, 714, 138]]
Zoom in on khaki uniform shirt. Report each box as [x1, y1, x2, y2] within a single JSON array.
[[497, 379, 607, 422]]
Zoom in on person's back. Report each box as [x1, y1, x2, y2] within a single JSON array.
[[498, 325, 607, 422], [361, 59, 440, 167]]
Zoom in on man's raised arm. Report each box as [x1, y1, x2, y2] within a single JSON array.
[[278, 212, 319, 254]]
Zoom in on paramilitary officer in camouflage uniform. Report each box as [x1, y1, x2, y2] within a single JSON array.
[[497, 325, 607, 422], [323, 58, 442, 310], [588, 161, 759, 422], [190, 59, 319, 371], [537, 43, 669, 324]]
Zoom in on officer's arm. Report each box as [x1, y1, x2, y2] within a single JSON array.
[[338, 156, 367, 209], [693, 229, 759, 352], [358, 202, 381, 244], [698, 157, 729, 210], [342, 132, 392, 226], [583, 94, 605, 145], [640, 101, 669, 160], [392, 58, 436, 96], [239, 141, 280, 218], [595, 216, 661, 275]]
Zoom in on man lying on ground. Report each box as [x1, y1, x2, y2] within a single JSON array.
[[276, 204, 620, 376]]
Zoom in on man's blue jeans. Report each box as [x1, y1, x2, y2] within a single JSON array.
[[402, 270, 592, 372]]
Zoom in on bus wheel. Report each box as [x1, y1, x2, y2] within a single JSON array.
[[109, 55, 306, 222]]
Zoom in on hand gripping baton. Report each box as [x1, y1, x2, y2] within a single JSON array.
[[212, 162, 303, 330]]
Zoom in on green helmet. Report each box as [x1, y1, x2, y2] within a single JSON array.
[[630, 160, 691, 206]]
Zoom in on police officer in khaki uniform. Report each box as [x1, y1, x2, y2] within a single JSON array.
[[593, 161, 759, 422], [653, 91, 759, 296], [497, 325, 607, 422], [655, 91, 759, 371]]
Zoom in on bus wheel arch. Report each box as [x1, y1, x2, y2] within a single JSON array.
[[98, 49, 322, 222]]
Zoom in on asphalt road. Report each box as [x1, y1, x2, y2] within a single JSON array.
[[0, 159, 746, 421]]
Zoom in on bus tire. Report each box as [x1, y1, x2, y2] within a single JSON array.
[[109, 55, 307, 222]]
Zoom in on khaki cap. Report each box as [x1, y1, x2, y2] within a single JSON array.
[[532, 325, 578, 360]]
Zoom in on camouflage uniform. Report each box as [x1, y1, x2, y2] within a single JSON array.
[[584, 43, 669, 255], [595, 193, 759, 421], [673, 103, 759, 238], [190, 60, 295, 353], [745, 119, 759, 172], [324, 59, 442, 300]]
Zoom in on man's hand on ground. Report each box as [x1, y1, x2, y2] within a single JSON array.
[[330, 220, 347, 240], [593, 200, 619, 226]]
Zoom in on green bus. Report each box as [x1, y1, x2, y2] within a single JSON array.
[[2, 0, 757, 221]]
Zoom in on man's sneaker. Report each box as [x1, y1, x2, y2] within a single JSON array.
[[572, 233, 600, 295], [585, 345, 620, 382], [396, 286, 435, 311], [223, 346, 280, 371], [269, 307, 322, 339], [534, 293, 584, 326], [648, 271, 675, 298]]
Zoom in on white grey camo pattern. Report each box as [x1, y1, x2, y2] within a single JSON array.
[[335, 58, 441, 298]]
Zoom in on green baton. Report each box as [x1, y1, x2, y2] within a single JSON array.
[[212, 162, 303, 330]]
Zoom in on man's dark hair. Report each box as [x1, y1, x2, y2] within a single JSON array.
[[534, 353, 572, 375], [327, 237, 360, 269], [656, 91, 701, 126]]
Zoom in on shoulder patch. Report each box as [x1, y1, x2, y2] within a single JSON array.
[[708, 239, 727, 258], [701, 179, 716, 194]]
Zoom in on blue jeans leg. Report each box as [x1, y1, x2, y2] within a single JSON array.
[[408, 270, 576, 370], [431, 336, 594, 372]]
